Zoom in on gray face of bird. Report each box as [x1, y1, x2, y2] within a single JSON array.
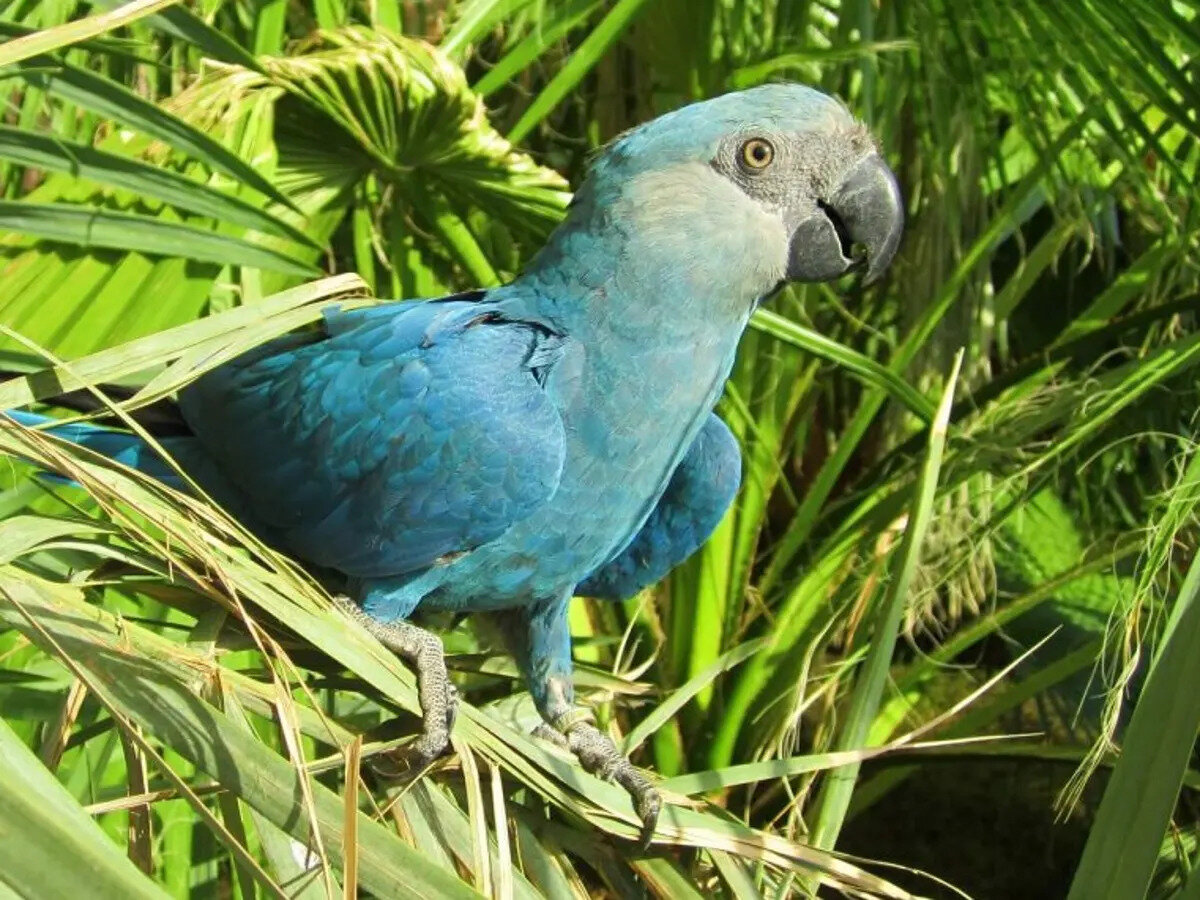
[[521, 84, 904, 331], [696, 91, 903, 289], [708, 126, 904, 286]]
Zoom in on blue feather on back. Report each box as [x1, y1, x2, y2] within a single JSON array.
[[178, 294, 568, 579]]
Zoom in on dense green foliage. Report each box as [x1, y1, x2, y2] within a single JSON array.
[[1, 1, 1199, 897]]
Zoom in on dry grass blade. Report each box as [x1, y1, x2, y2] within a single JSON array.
[[2, 577, 291, 900], [0, 346, 914, 897], [1067, 455, 1200, 899], [342, 736, 363, 900], [0, 273, 368, 410], [4, 2, 1196, 894], [0, 567, 482, 900], [491, 762, 515, 900]]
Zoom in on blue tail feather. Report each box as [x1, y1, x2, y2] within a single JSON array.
[[5, 410, 285, 549], [5, 410, 184, 486]]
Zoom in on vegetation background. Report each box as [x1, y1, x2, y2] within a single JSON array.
[[0, 0, 1198, 897]]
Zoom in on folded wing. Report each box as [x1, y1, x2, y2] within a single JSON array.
[[179, 298, 567, 578]]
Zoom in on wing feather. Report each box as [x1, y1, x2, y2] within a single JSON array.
[[179, 298, 566, 577]]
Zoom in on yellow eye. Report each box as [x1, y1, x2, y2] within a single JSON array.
[[741, 138, 774, 170]]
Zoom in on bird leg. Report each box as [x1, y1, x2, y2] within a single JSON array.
[[534, 707, 661, 847], [332, 596, 457, 767], [489, 600, 661, 846]]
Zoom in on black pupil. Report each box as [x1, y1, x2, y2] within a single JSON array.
[[751, 143, 767, 162]]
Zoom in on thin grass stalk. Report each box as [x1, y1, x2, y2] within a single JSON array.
[[1066, 449, 1200, 900], [805, 349, 963, 864]]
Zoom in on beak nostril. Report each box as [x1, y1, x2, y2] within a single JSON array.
[[816, 199, 858, 265], [789, 156, 901, 284]]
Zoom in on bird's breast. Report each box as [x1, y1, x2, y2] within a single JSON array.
[[412, 308, 746, 612], [546, 325, 742, 560]]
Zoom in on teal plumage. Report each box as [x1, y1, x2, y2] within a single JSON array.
[[179, 298, 568, 583], [10, 84, 903, 839]]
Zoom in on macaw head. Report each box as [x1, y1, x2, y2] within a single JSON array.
[[530, 84, 903, 319]]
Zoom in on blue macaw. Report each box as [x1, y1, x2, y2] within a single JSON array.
[[9, 83, 902, 840]]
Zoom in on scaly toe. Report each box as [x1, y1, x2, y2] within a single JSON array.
[[404, 732, 450, 773], [331, 595, 358, 616], [635, 788, 662, 849], [598, 759, 623, 783], [444, 683, 459, 733], [532, 723, 570, 749]]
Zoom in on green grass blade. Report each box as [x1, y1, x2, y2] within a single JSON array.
[[410, 187, 500, 286], [0, 572, 484, 900], [706, 526, 860, 771], [0, 715, 170, 900], [807, 349, 962, 855], [633, 858, 708, 898], [368, 0, 401, 32], [507, 0, 653, 143], [1055, 241, 1179, 346], [473, 0, 603, 97], [870, 534, 1143, 745], [401, 779, 544, 899], [1066, 492, 1200, 899], [757, 114, 1088, 598], [251, 0, 287, 55], [222, 691, 333, 899], [0, 202, 318, 275], [441, 0, 535, 60], [15, 59, 293, 210], [0, 0, 181, 67], [0, 128, 316, 247], [991, 217, 1078, 320], [849, 641, 1106, 821], [750, 307, 935, 422], [663, 746, 914, 796], [312, 0, 347, 29], [0, 273, 366, 408], [0, 20, 159, 64], [1185, 868, 1200, 900], [728, 43, 914, 88], [510, 813, 580, 898], [0, 421, 912, 896], [90, 0, 263, 70], [709, 850, 761, 900], [622, 637, 766, 754]]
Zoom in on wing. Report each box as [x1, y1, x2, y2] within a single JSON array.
[[178, 297, 566, 578], [577, 413, 741, 600]]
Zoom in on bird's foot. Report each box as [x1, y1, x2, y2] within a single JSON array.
[[537, 710, 661, 848], [332, 595, 457, 769]]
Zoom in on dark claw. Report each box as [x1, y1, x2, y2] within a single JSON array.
[[547, 717, 662, 848], [612, 764, 660, 850], [635, 790, 661, 851], [332, 595, 456, 774], [369, 739, 445, 782]]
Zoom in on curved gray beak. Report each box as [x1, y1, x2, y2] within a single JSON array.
[[786, 153, 904, 286]]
